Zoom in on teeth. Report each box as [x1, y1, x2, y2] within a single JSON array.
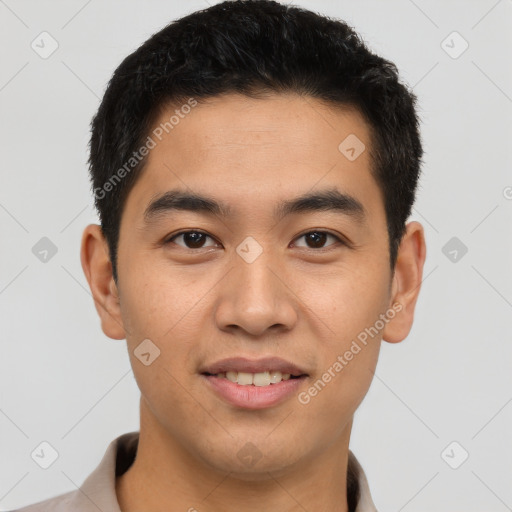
[[216, 370, 295, 386], [253, 371, 271, 386], [269, 371, 282, 384], [226, 371, 238, 383], [237, 372, 253, 385]]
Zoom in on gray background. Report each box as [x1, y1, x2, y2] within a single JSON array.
[[1, 0, 511, 510]]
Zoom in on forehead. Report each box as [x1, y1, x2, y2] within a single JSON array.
[[150, 92, 371, 164], [123, 92, 384, 223]]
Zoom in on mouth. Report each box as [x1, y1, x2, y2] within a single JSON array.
[[202, 370, 305, 386], [199, 356, 309, 409], [200, 356, 308, 379]]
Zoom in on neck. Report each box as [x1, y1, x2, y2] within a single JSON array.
[[116, 398, 353, 512]]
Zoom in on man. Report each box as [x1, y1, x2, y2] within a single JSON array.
[[14, 0, 426, 510]]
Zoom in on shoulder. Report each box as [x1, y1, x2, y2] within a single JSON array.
[[7, 431, 139, 512], [8, 489, 76, 512]]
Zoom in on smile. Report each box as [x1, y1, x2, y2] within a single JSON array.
[[204, 370, 297, 386], [201, 372, 308, 409]]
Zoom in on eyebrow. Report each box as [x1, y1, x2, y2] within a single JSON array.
[[143, 187, 366, 225]]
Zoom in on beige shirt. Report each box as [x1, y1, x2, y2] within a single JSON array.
[[12, 431, 378, 511]]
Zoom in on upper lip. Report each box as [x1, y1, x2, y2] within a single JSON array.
[[200, 357, 308, 377]]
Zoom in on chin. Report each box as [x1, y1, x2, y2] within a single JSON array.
[[196, 437, 308, 480]]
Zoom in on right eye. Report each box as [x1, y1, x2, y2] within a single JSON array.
[[164, 230, 220, 249]]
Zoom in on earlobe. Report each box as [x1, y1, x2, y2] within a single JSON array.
[[80, 224, 126, 340], [382, 221, 426, 344]]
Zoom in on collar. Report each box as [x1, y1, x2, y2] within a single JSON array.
[[23, 431, 378, 511]]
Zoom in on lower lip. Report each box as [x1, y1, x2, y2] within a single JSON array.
[[201, 374, 307, 410]]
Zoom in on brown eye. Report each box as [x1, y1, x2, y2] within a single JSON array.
[[294, 231, 343, 249], [166, 231, 217, 249]]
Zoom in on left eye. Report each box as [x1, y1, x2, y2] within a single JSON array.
[[294, 231, 342, 249]]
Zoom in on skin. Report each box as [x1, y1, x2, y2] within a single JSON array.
[[81, 92, 426, 512]]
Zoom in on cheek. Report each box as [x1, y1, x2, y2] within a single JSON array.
[[300, 257, 391, 337], [117, 269, 203, 403], [297, 260, 388, 410], [298, 322, 380, 438], [118, 259, 209, 339], [119, 278, 204, 423]]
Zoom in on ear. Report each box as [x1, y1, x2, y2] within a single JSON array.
[[80, 224, 126, 340], [382, 221, 426, 344]]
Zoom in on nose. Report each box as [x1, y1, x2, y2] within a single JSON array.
[[214, 249, 298, 337]]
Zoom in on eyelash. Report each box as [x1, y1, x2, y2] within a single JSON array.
[[164, 229, 347, 251]]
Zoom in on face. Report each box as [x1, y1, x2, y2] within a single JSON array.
[[101, 93, 400, 476]]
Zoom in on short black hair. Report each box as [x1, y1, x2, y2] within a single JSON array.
[[88, 0, 423, 283]]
